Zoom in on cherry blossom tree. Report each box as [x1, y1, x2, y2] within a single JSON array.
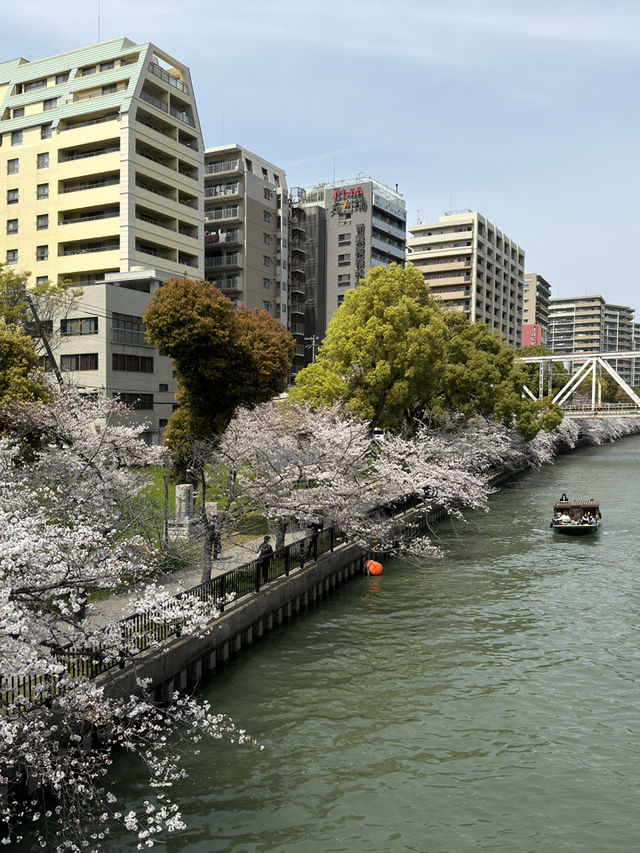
[[0, 385, 252, 851]]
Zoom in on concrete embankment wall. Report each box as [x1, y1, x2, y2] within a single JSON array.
[[100, 504, 450, 704]]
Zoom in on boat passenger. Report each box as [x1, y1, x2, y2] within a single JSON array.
[[560, 493, 568, 502], [580, 512, 590, 524], [559, 512, 572, 524]]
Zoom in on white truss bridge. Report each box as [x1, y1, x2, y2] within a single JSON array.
[[516, 350, 640, 418]]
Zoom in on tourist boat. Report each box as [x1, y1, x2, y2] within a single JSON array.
[[550, 498, 601, 536]]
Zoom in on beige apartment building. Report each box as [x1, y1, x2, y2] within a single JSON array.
[[406, 211, 525, 347], [523, 273, 551, 329], [203, 144, 289, 327], [0, 37, 204, 441]]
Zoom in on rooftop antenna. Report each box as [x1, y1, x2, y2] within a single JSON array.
[[221, 112, 224, 145], [333, 157, 335, 183], [97, 0, 101, 41], [417, 209, 422, 224]]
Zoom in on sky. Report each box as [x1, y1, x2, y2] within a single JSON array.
[[2, 0, 640, 310]]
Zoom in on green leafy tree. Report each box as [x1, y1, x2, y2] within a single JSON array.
[[292, 263, 562, 437], [144, 277, 294, 466], [291, 264, 449, 427], [0, 321, 50, 418]]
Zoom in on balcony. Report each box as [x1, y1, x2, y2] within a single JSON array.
[[218, 275, 243, 293], [148, 62, 189, 95], [204, 206, 240, 223], [61, 176, 119, 194], [170, 105, 195, 127], [205, 160, 241, 175], [139, 90, 168, 113], [61, 239, 119, 256], [206, 252, 241, 268], [205, 183, 240, 199]]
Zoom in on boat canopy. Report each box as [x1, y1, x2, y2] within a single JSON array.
[[553, 499, 600, 512]]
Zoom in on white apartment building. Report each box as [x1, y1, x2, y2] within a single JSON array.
[[548, 296, 636, 384], [407, 211, 525, 347]]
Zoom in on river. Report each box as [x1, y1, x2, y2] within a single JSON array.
[[91, 437, 640, 850]]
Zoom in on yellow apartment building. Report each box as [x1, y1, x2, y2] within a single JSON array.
[[0, 37, 204, 442]]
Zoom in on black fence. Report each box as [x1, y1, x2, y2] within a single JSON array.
[[2, 526, 339, 711]]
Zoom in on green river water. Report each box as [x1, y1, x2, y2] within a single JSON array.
[[61, 437, 640, 851]]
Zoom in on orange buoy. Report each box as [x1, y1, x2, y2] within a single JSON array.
[[365, 560, 383, 576]]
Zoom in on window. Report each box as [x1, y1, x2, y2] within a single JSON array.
[[41, 123, 52, 139], [25, 79, 47, 92], [262, 301, 271, 312], [6, 219, 18, 235], [37, 183, 49, 199], [263, 211, 272, 223], [61, 353, 99, 371], [6, 249, 18, 265], [261, 167, 268, 179], [36, 214, 48, 230], [112, 312, 145, 345], [264, 188, 272, 200], [36, 245, 48, 261], [114, 392, 153, 410], [338, 253, 351, 267], [245, 158, 252, 172], [263, 233, 272, 245], [100, 61, 115, 71], [338, 233, 351, 246], [11, 131, 22, 146], [263, 256, 272, 267], [12, 107, 24, 119], [102, 84, 117, 96], [61, 317, 98, 335], [56, 72, 69, 84], [81, 65, 97, 76], [7, 158, 19, 175], [338, 274, 351, 285], [7, 189, 18, 204], [36, 276, 48, 286], [43, 97, 58, 111], [37, 152, 49, 169], [158, 383, 168, 392], [112, 353, 154, 373], [263, 278, 272, 289], [159, 418, 168, 427], [274, 174, 280, 187]]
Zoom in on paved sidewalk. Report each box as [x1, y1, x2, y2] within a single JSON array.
[[89, 530, 308, 628]]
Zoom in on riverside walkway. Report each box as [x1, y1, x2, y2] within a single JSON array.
[[89, 530, 310, 627]]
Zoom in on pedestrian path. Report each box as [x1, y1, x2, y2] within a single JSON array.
[[89, 530, 308, 628]]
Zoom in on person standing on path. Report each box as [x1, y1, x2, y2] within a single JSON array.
[[257, 535, 274, 583]]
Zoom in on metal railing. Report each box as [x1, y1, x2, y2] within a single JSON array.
[[1, 527, 339, 710]]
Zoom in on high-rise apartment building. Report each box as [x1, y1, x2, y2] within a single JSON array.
[[203, 145, 288, 327], [0, 37, 204, 441], [548, 296, 635, 383], [523, 273, 551, 329], [0, 36, 203, 286], [292, 178, 406, 359], [406, 211, 525, 347]]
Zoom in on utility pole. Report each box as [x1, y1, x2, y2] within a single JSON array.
[[304, 335, 319, 363], [23, 291, 64, 388]]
